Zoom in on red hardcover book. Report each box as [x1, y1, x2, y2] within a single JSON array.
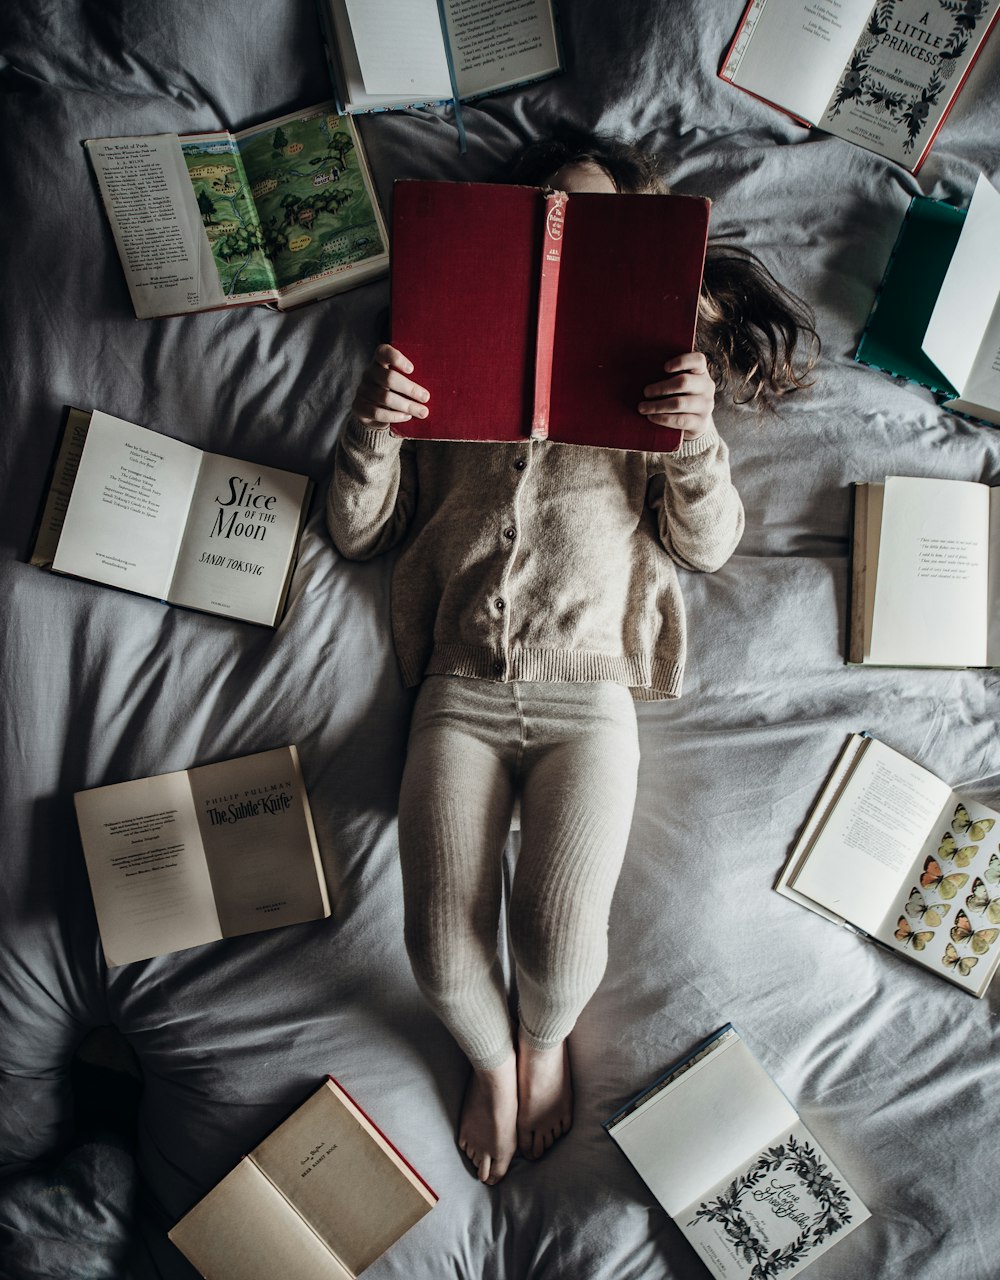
[[390, 180, 711, 453]]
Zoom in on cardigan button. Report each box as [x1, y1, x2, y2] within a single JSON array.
[[514, 458, 527, 470], [495, 598, 505, 611], [493, 661, 504, 674], [503, 527, 516, 540]]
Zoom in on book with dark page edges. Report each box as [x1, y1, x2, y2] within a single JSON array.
[[389, 180, 710, 453]]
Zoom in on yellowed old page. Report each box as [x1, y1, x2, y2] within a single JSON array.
[[868, 475, 990, 667]]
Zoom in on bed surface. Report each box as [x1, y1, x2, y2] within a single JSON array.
[[2, 1, 1000, 1277]]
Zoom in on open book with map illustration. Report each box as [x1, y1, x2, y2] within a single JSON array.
[[86, 103, 388, 317], [778, 734, 1000, 997], [606, 1026, 869, 1279]]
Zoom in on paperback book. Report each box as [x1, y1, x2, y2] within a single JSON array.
[[86, 103, 388, 318], [777, 734, 1000, 997], [31, 408, 312, 627], [390, 180, 710, 452], [319, 0, 562, 114], [606, 1025, 869, 1279], [169, 1076, 436, 1280], [848, 475, 1000, 668], [856, 174, 1000, 426], [720, 0, 1000, 171], [75, 746, 329, 967]]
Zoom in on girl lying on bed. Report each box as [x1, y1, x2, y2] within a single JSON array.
[[327, 131, 817, 1185]]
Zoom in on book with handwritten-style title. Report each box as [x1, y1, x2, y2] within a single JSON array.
[[169, 1077, 437, 1280], [606, 1026, 869, 1279], [31, 408, 312, 626]]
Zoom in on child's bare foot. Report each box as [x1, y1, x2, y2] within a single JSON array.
[[516, 1034, 573, 1159], [458, 1052, 518, 1185]]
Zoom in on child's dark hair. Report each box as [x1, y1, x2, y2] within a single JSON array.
[[506, 132, 819, 409]]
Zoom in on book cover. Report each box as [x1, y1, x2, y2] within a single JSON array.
[[74, 745, 329, 966], [606, 1026, 869, 1279], [169, 1077, 437, 1280], [390, 180, 710, 453]]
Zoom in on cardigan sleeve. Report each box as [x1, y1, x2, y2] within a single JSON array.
[[325, 420, 418, 561], [646, 430, 745, 573]]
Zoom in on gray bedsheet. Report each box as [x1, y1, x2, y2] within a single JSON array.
[[2, 1, 1000, 1276]]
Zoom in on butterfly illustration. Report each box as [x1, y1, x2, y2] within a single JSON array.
[[895, 916, 934, 950], [983, 853, 1000, 887], [965, 878, 1000, 925], [937, 833, 978, 867], [920, 856, 969, 900], [942, 943, 979, 978], [952, 803, 995, 843], [949, 909, 999, 955], [904, 887, 950, 927]]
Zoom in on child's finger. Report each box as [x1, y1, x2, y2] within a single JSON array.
[[638, 390, 714, 416], [642, 370, 714, 400], [660, 351, 708, 377]]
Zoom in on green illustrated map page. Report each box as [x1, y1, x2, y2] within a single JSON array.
[[180, 137, 277, 298], [236, 108, 385, 293]]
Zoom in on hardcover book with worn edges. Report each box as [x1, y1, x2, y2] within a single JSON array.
[[390, 180, 710, 452]]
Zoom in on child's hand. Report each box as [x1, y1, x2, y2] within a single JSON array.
[[352, 344, 430, 429], [638, 352, 716, 440]]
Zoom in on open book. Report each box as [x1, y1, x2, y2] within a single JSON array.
[[390, 180, 710, 452], [777, 734, 1000, 998], [856, 175, 1000, 425], [31, 409, 311, 627], [720, 0, 1000, 171], [86, 103, 388, 318], [169, 1077, 436, 1280], [606, 1026, 869, 1280], [75, 746, 329, 967], [848, 476, 1000, 668], [319, 0, 561, 113]]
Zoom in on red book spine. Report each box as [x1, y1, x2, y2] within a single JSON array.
[[530, 190, 567, 441]]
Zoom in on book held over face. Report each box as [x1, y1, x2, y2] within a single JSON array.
[[848, 475, 1000, 668], [75, 746, 329, 967], [85, 103, 388, 318], [31, 408, 312, 627], [605, 1026, 869, 1279], [720, 0, 1000, 172], [777, 734, 1000, 997], [169, 1077, 437, 1280], [390, 180, 711, 453], [856, 174, 1000, 426]]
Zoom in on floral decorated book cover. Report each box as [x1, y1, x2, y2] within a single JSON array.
[[606, 1026, 869, 1278]]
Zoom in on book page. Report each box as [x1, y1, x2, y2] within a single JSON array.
[[188, 747, 329, 938], [169, 1159, 352, 1280], [85, 135, 226, 317], [51, 410, 202, 602], [924, 174, 1000, 401], [74, 769, 221, 967], [861, 481, 883, 659], [818, 0, 1000, 168], [721, 0, 874, 126], [441, 0, 561, 99], [868, 475, 990, 668], [678, 1118, 869, 1279], [343, 0, 452, 97], [168, 451, 310, 625], [607, 1029, 798, 1219], [789, 736, 952, 934], [251, 1081, 434, 1274]]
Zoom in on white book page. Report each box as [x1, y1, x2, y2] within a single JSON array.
[[74, 770, 222, 966], [52, 411, 202, 602], [862, 482, 884, 659], [343, 0, 452, 97], [168, 453, 309, 625], [989, 488, 1000, 666], [721, 0, 873, 126], [678, 1119, 869, 1279], [85, 135, 226, 317], [868, 475, 990, 668], [945, 294, 1000, 424], [789, 737, 952, 934], [442, 0, 561, 99], [925, 175, 1000, 396], [608, 1031, 797, 1219]]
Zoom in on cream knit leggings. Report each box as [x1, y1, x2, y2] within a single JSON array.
[[398, 675, 640, 1070]]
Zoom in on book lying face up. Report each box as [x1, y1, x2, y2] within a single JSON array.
[[606, 1026, 869, 1279]]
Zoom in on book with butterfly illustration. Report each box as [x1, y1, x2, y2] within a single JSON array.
[[605, 1025, 870, 1280], [848, 475, 1000, 668], [777, 734, 1000, 996]]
